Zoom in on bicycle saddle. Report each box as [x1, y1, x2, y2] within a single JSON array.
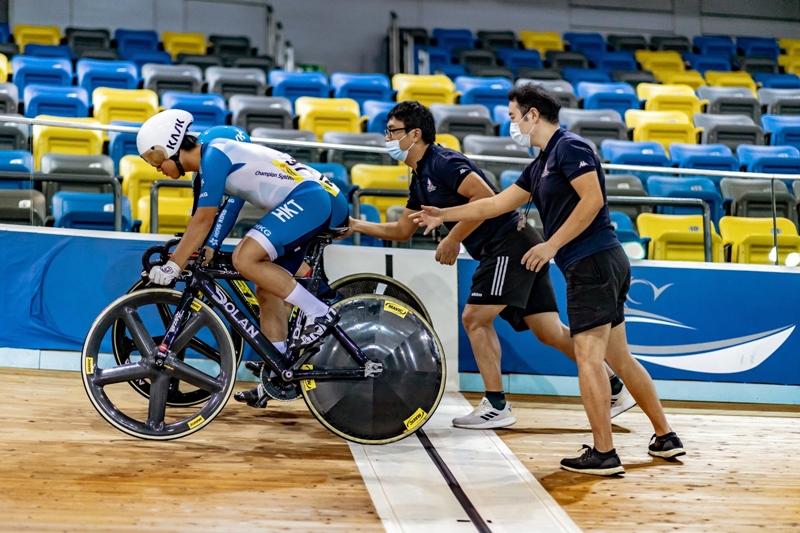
[[318, 226, 350, 238]]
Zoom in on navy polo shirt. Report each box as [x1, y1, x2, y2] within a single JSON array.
[[515, 128, 619, 271], [407, 144, 518, 259]]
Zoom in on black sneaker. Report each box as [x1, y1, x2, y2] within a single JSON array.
[[560, 445, 625, 476], [648, 432, 686, 459], [289, 308, 340, 352], [233, 383, 269, 408]]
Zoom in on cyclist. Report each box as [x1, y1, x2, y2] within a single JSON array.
[[138, 110, 348, 406]]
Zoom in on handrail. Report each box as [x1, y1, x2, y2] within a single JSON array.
[[0, 171, 123, 230], [150, 180, 192, 234]]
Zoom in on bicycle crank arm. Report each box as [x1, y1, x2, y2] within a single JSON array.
[[283, 362, 383, 382]]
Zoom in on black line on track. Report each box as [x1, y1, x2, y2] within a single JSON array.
[[416, 429, 493, 533]]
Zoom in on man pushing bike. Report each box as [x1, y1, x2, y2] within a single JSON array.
[[137, 110, 349, 406]]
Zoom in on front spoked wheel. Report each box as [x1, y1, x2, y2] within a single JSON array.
[[82, 289, 237, 440], [301, 295, 445, 445]]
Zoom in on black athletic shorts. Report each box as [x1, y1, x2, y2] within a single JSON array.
[[467, 223, 559, 332], [563, 245, 630, 337]]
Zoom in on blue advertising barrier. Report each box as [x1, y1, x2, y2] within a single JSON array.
[[458, 257, 800, 389]]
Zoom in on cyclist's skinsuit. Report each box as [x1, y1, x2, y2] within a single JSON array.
[[196, 139, 349, 273]]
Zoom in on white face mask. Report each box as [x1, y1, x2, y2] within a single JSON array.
[[385, 132, 416, 162], [510, 110, 533, 147]]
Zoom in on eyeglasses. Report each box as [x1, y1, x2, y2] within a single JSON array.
[[384, 127, 409, 138]]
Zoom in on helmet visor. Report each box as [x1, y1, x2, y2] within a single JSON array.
[[141, 145, 169, 167]]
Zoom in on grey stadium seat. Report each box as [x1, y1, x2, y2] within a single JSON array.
[[693, 113, 764, 151], [229, 95, 293, 132], [650, 36, 691, 53], [430, 104, 495, 142], [66, 28, 110, 57], [177, 53, 224, 72], [386, 205, 440, 250], [462, 134, 533, 184], [605, 174, 651, 223], [468, 65, 514, 80], [205, 67, 267, 100], [735, 57, 778, 75], [458, 50, 496, 70], [250, 127, 319, 162], [321, 132, 393, 170], [516, 67, 562, 80], [232, 56, 275, 76], [209, 35, 252, 63], [758, 88, 800, 116], [697, 86, 760, 121], [477, 31, 517, 51], [720, 178, 797, 224], [545, 51, 587, 69], [559, 108, 627, 146], [0, 189, 46, 226], [141, 64, 203, 97], [612, 69, 657, 87], [0, 83, 19, 114], [0, 120, 28, 150], [40, 154, 116, 213], [608, 34, 648, 52], [516, 78, 577, 108]]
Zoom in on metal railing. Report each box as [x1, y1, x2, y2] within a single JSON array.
[[150, 180, 192, 234]]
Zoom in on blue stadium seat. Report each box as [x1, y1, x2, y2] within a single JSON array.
[[339, 203, 382, 246], [76, 59, 139, 94], [737, 37, 780, 60], [432, 28, 474, 50], [114, 29, 159, 60], [683, 53, 730, 74], [10, 56, 73, 93], [24, 85, 89, 118], [668, 143, 738, 190], [414, 45, 452, 74], [268, 70, 329, 107], [761, 114, 800, 150], [693, 36, 736, 57], [600, 140, 671, 184], [455, 76, 513, 111], [576, 82, 640, 117], [330, 73, 392, 110], [495, 48, 542, 77], [561, 67, 610, 85], [128, 51, 172, 70], [437, 64, 467, 80], [500, 169, 522, 190], [590, 51, 637, 71], [0, 23, 9, 43], [161, 91, 229, 131], [108, 122, 140, 174], [646, 176, 724, 224], [24, 44, 74, 59], [493, 104, 510, 136], [363, 100, 396, 135], [609, 211, 648, 255], [737, 144, 800, 175], [753, 73, 800, 89], [51, 191, 134, 231], [563, 32, 606, 55], [307, 162, 352, 198], [0, 150, 33, 189]]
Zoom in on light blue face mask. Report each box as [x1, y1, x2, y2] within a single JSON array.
[[385, 132, 415, 162]]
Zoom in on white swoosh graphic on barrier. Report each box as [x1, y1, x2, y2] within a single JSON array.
[[626, 316, 695, 329], [631, 326, 795, 374]]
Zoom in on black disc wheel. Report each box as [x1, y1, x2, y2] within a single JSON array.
[[330, 273, 432, 324], [301, 295, 445, 445], [112, 279, 246, 407], [82, 289, 237, 440]]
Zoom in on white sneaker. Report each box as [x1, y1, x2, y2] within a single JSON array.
[[452, 397, 516, 429], [610, 384, 636, 418]]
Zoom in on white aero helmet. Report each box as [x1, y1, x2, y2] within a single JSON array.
[[137, 109, 194, 168]]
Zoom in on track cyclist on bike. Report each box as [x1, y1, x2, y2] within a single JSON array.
[[137, 110, 349, 403]]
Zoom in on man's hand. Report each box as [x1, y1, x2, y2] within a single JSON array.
[[200, 246, 215, 266], [435, 236, 460, 265], [149, 260, 181, 285], [335, 217, 359, 240], [521, 242, 558, 272], [410, 205, 444, 235]]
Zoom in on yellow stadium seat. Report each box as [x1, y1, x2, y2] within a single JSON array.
[[779, 38, 800, 54], [13, 24, 61, 52], [779, 55, 800, 75], [519, 31, 564, 54], [350, 164, 410, 222], [637, 213, 723, 262], [119, 155, 192, 220], [719, 216, 800, 265], [704, 71, 756, 94], [32, 116, 103, 171], [392, 74, 456, 107], [637, 83, 703, 121], [0, 53, 8, 83], [624, 110, 698, 153], [662, 70, 706, 90], [435, 133, 461, 152], [92, 88, 159, 124], [636, 51, 685, 79], [137, 196, 193, 234], [161, 31, 207, 60], [295, 97, 361, 141]]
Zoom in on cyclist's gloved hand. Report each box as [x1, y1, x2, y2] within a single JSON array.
[[149, 260, 181, 285]]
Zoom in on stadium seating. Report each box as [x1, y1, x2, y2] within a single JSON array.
[[206, 67, 267, 100], [307, 162, 352, 194], [609, 211, 649, 258], [76, 59, 139, 94], [392, 74, 456, 106], [455, 76, 513, 111], [499, 169, 521, 190], [646, 176, 723, 225], [141, 64, 203, 96], [119, 154, 192, 221], [637, 83, 702, 121], [269, 71, 330, 106], [229, 95, 293, 132], [601, 140, 672, 168], [683, 53, 730, 74], [459, 49, 497, 74], [519, 31, 563, 54], [576, 82, 639, 117], [758, 88, 800, 115], [608, 34, 647, 52], [719, 216, 800, 264], [697, 86, 760, 120], [651, 36, 691, 53], [624, 110, 698, 152], [13, 25, 61, 52], [693, 36, 735, 57], [92, 88, 159, 124], [737, 37, 780, 60], [209, 35, 251, 62], [431, 28, 474, 50], [11, 56, 73, 94], [561, 67, 610, 85], [705, 71, 757, 94], [339, 203, 382, 247], [495, 49, 542, 77], [435, 133, 462, 152], [564, 33, 606, 55], [115, 29, 160, 59], [161, 32, 207, 60], [321, 132, 393, 170], [477, 31, 517, 50], [51, 191, 134, 231], [349, 164, 410, 221], [40, 153, 115, 207], [636, 213, 723, 262], [137, 194, 193, 234], [545, 51, 588, 69], [178, 53, 224, 72], [605, 175, 651, 222], [107, 123, 139, 174], [635, 51, 685, 81], [590, 51, 637, 71], [761, 114, 800, 150], [754, 74, 800, 89], [32, 117, 103, 171], [735, 57, 778, 75], [363, 100, 396, 135], [294, 97, 361, 140], [161, 92, 229, 131], [66, 28, 110, 58], [0, 121, 27, 150], [23, 85, 89, 118], [0, 82, 16, 113], [0, 150, 33, 189], [720, 178, 797, 223], [612, 69, 657, 87], [736, 144, 800, 174], [693, 113, 764, 149], [24, 44, 74, 59], [330, 73, 392, 109], [250, 128, 320, 162], [518, 79, 577, 108], [668, 143, 738, 189], [661, 70, 706, 90], [462, 135, 532, 186], [430, 103, 494, 141], [559, 108, 627, 146], [0, 189, 46, 225]]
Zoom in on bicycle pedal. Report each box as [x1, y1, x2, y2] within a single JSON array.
[[234, 384, 269, 409], [244, 360, 264, 378]]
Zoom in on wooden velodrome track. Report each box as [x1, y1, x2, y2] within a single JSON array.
[[1, 368, 798, 532]]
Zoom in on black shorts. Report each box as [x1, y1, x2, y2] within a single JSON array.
[[467, 223, 559, 332], [563, 245, 630, 337]]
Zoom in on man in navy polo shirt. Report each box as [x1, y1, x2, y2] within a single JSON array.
[[345, 100, 635, 430], [413, 85, 685, 475]]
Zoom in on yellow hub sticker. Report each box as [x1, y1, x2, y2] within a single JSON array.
[[300, 364, 316, 391], [84, 357, 94, 375], [403, 408, 427, 432], [190, 299, 202, 312], [187, 415, 205, 429], [384, 301, 409, 319]]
